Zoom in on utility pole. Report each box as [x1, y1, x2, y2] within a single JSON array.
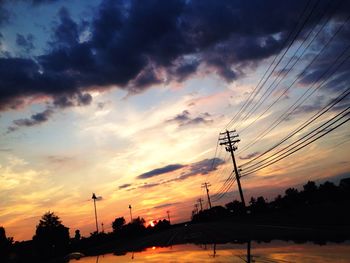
[[197, 198, 203, 211], [219, 130, 246, 210], [201, 182, 212, 209], [166, 210, 171, 223], [129, 204, 133, 222], [92, 193, 99, 233]]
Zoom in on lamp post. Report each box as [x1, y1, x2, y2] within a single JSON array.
[[92, 193, 99, 233]]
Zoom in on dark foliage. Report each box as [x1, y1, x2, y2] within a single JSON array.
[[112, 217, 126, 232], [0, 227, 13, 260], [32, 211, 70, 259], [191, 179, 350, 224]]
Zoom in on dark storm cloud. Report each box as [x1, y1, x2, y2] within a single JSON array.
[[31, 0, 59, 5], [239, 152, 261, 160], [0, 3, 10, 26], [16, 34, 35, 53], [286, 91, 350, 120], [1, 0, 350, 112], [137, 164, 185, 179], [50, 7, 79, 49], [297, 6, 350, 91], [167, 110, 213, 127], [0, 32, 9, 57]]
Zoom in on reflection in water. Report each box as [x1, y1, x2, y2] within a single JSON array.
[[70, 241, 350, 262]]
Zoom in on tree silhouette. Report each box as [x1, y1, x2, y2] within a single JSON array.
[[122, 217, 146, 237], [33, 212, 70, 258], [303, 181, 317, 193], [112, 217, 126, 232], [225, 200, 245, 215], [303, 181, 318, 204], [74, 229, 81, 241], [0, 226, 13, 259]]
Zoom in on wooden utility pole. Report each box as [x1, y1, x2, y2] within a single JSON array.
[[219, 130, 246, 210], [197, 198, 203, 211], [92, 193, 99, 233], [201, 182, 212, 209]]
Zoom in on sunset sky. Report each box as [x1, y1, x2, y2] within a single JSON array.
[[1, 0, 350, 241]]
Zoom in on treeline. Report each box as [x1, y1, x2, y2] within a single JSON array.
[[192, 178, 350, 224], [1, 178, 349, 262], [0, 213, 171, 263]]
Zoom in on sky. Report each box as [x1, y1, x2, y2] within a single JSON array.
[[0, 0, 350, 241]]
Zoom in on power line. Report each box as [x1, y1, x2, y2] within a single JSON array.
[[212, 175, 237, 202], [238, 36, 350, 155], [237, 0, 344, 133], [236, 0, 334, 130], [240, 87, 350, 168], [242, 106, 350, 172], [224, 0, 315, 129], [241, 109, 350, 177], [211, 170, 235, 200]]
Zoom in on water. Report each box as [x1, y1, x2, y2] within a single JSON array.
[[69, 241, 350, 262]]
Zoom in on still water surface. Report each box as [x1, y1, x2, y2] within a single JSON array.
[[70, 241, 350, 262]]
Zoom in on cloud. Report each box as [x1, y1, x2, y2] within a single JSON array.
[[167, 110, 213, 127], [118, 183, 132, 190], [46, 155, 73, 164], [0, 148, 12, 152], [53, 92, 92, 108], [134, 157, 225, 190], [137, 164, 185, 179], [4, 0, 349, 111], [176, 157, 225, 180], [153, 202, 180, 209], [239, 152, 261, 160], [8, 108, 53, 132], [127, 157, 225, 191], [138, 183, 161, 189]]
